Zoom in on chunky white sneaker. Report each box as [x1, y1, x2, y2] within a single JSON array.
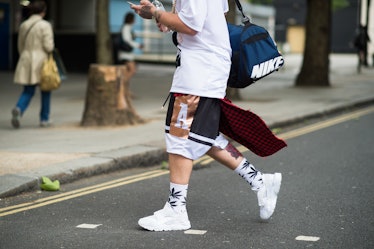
[[256, 173, 282, 220], [138, 202, 191, 231]]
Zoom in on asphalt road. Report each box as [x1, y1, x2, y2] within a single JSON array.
[[1, 107, 373, 249]]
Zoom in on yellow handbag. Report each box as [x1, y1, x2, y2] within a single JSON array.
[[40, 53, 61, 91]]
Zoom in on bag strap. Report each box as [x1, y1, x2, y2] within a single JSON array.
[[233, 0, 250, 25], [22, 20, 42, 82], [171, 0, 176, 14], [23, 20, 41, 47]]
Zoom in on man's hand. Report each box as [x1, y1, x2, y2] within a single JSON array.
[[130, 0, 156, 20]]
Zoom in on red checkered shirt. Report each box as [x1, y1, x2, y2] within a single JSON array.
[[219, 98, 287, 157]]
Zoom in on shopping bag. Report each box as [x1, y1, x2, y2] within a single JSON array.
[[53, 48, 67, 80], [40, 53, 61, 91]]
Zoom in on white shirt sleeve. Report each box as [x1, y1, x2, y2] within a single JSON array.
[[223, 0, 229, 13], [177, 0, 207, 32], [122, 24, 140, 49]]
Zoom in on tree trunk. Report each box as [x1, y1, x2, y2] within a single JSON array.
[[81, 64, 144, 126], [295, 0, 331, 87], [96, 0, 113, 65], [226, 0, 242, 100]]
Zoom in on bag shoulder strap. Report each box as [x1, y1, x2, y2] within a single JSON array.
[[22, 19, 42, 83], [23, 20, 42, 47], [173, 0, 177, 13], [233, 0, 250, 25]]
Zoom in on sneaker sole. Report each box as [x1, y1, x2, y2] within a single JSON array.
[[138, 220, 191, 232]]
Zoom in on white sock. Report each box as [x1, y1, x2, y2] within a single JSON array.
[[168, 182, 188, 213], [234, 158, 264, 190]]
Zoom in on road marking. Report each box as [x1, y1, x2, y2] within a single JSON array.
[[76, 223, 102, 229], [184, 229, 207, 235], [1, 106, 373, 217], [295, 235, 320, 242]]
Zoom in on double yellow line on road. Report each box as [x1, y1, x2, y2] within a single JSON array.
[[1, 106, 373, 217], [0, 170, 168, 217]]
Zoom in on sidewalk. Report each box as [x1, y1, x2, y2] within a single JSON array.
[[0, 54, 373, 198]]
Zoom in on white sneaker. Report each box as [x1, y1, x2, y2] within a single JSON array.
[[138, 202, 191, 231], [256, 173, 282, 220]]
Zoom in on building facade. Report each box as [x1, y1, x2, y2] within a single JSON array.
[[0, 0, 371, 71], [274, 0, 364, 54]]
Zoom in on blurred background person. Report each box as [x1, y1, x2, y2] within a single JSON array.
[[354, 24, 371, 67], [118, 12, 143, 83], [12, 0, 55, 128]]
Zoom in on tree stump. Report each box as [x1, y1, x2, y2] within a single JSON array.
[[81, 64, 144, 126]]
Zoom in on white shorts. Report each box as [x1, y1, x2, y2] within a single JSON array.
[[165, 93, 228, 160]]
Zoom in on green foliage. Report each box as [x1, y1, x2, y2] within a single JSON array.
[[247, 0, 273, 5], [332, 0, 350, 11]]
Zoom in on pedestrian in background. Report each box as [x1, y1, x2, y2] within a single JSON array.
[[118, 12, 143, 84], [131, 0, 284, 232], [354, 24, 371, 67], [12, 0, 55, 128]]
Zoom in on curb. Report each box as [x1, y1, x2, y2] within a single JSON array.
[[0, 146, 167, 198], [268, 97, 374, 129]]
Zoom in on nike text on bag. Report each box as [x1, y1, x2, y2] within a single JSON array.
[[227, 0, 284, 88]]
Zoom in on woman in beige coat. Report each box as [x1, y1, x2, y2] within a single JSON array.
[[12, 0, 54, 128]]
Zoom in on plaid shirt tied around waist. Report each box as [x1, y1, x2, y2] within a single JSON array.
[[219, 98, 287, 157]]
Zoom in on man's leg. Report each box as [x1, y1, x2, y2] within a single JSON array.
[[207, 142, 243, 170], [137, 153, 192, 231], [168, 153, 193, 184], [207, 141, 282, 220]]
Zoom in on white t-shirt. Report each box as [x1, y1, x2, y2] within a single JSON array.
[[170, 0, 232, 99]]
